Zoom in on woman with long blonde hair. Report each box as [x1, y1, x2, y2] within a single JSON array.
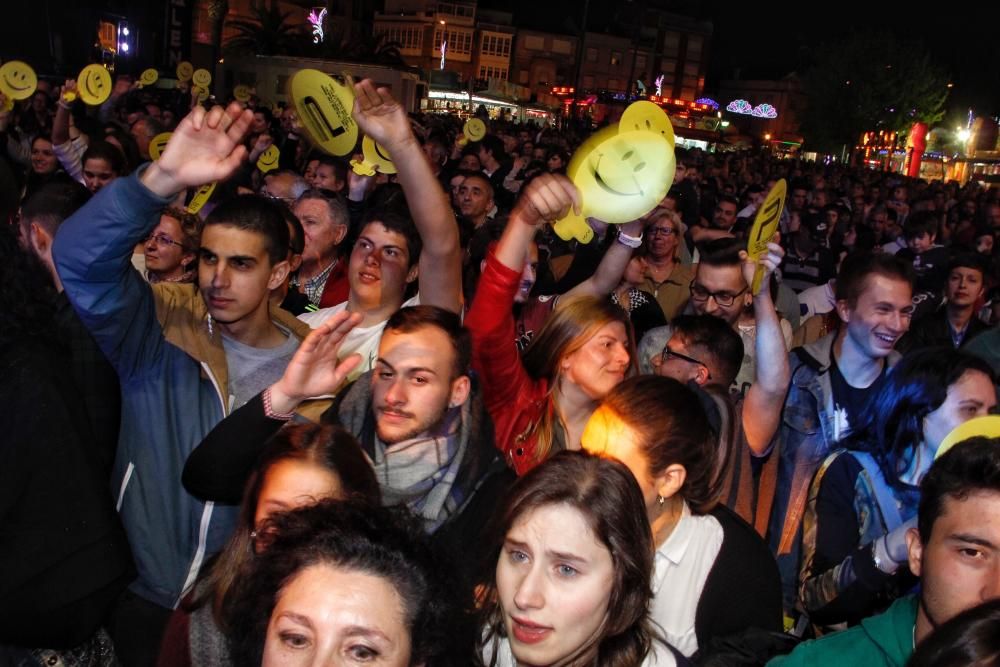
[[466, 175, 635, 475]]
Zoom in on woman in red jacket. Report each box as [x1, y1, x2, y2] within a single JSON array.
[[466, 174, 635, 475]]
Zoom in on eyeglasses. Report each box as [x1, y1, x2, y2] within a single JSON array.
[[660, 345, 712, 379], [689, 281, 747, 307], [145, 233, 185, 249], [648, 226, 677, 237]]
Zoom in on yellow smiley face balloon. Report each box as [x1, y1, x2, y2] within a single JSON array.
[[553, 125, 674, 242], [361, 134, 396, 174], [149, 132, 172, 161], [176, 61, 194, 82], [256, 145, 280, 173], [192, 68, 212, 89], [0, 60, 38, 100], [463, 118, 486, 142], [619, 100, 675, 149], [77, 64, 113, 106], [139, 68, 159, 87]]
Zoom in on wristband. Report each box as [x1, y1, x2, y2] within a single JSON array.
[[616, 229, 644, 249], [262, 386, 296, 421]]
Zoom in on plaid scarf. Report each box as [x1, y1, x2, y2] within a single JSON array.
[[372, 404, 465, 532]]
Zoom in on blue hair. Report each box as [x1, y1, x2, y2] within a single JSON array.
[[844, 347, 994, 490]]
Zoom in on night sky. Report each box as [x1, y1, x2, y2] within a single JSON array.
[[495, 0, 1000, 116]]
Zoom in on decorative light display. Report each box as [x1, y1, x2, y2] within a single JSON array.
[[726, 99, 753, 114], [440, 41, 447, 70], [751, 103, 777, 118], [654, 74, 664, 96], [695, 97, 719, 110], [308, 8, 327, 43]]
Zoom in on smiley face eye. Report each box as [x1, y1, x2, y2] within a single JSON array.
[[634, 162, 646, 172], [622, 150, 634, 160]]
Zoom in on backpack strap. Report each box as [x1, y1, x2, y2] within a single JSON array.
[[851, 451, 903, 531]]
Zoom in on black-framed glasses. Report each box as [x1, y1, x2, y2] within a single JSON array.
[[689, 281, 747, 307], [648, 226, 677, 238], [144, 232, 186, 249], [660, 345, 712, 380]]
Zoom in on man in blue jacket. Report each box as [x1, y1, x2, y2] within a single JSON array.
[[54, 102, 311, 664]]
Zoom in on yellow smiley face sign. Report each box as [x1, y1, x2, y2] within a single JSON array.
[[139, 68, 159, 87], [149, 132, 172, 161], [463, 118, 486, 143], [0, 60, 38, 100], [935, 415, 1000, 460], [746, 179, 786, 295], [192, 68, 212, 89], [288, 69, 358, 157], [187, 182, 216, 214], [554, 121, 675, 243], [361, 134, 396, 174], [619, 100, 675, 148], [176, 62, 194, 82], [77, 64, 113, 106], [256, 145, 280, 173], [233, 85, 251, 103]]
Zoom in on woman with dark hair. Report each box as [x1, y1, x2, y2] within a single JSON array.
[[157, 423, 380, 667], [909, 598, 1000, 667], [22, 134, 69, 202], [0, 223, 133, 663], [799, 347, 996, 629], [546, 149, 569, 174], [467, 174, 636, 475], [103, 126, 142, 174], [477, 450, 675, 667], [223, 499, 458, 666], [582, 376, 783, 660], [81, 140, 126, 194]]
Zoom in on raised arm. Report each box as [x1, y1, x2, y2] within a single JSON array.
[[351, 79, 461, 312], [741, 239, 791, 455], [184, 311, 362, 501], [564, 218, 645, 298]]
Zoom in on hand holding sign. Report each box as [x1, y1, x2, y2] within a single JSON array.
[[288, 69, 357, 156], [746, 179, 787, 295], [552, 101, 676, 243]]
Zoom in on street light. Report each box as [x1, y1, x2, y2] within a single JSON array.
[[957, 128, 971, 142]]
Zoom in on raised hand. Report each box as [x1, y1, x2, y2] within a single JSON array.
[[513, 173, 581, 227], [269, 311, 364, 413], [351, 78, 414, 150], [141, 102, 253, 197], [740, 236, 784, 296]]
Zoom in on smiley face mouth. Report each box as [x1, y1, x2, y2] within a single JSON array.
[[3, 75, 30, 91], [592, 154, 643, 198]]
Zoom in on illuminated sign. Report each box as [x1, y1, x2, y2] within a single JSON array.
[[308, 7, 327, 44], [726, 99, 779, 118], [695, 97, 719, 110]]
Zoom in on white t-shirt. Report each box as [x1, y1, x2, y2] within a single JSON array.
[[645, 501, 724, 659], [298, 295, 420, 381]]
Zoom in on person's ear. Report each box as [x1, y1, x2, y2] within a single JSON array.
[[835, 298, 852, 325], [449, 375, 471, 409], [288, 253, 303, 273], [181, 251, 197, 269], [654, 463, 686, 501], [29, 222, 51, 255], [906, 526, 923, 577], [267, 259, 291, 291], [405, 264, 419, 284], [334, 223, 348, 246], [695, 364, 711, 386]]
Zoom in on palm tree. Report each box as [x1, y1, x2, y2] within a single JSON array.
[[344, 34, 407, 68], [223, 2, 304, 57]]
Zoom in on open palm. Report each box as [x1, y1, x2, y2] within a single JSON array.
[[274, 311, 364, 403], [155, 103, 254, 192]]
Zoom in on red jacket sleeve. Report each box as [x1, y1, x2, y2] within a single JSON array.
[[466, 250, 536, 431]]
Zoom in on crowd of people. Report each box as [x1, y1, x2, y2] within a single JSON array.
[[3, 66, 1000, 667]]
